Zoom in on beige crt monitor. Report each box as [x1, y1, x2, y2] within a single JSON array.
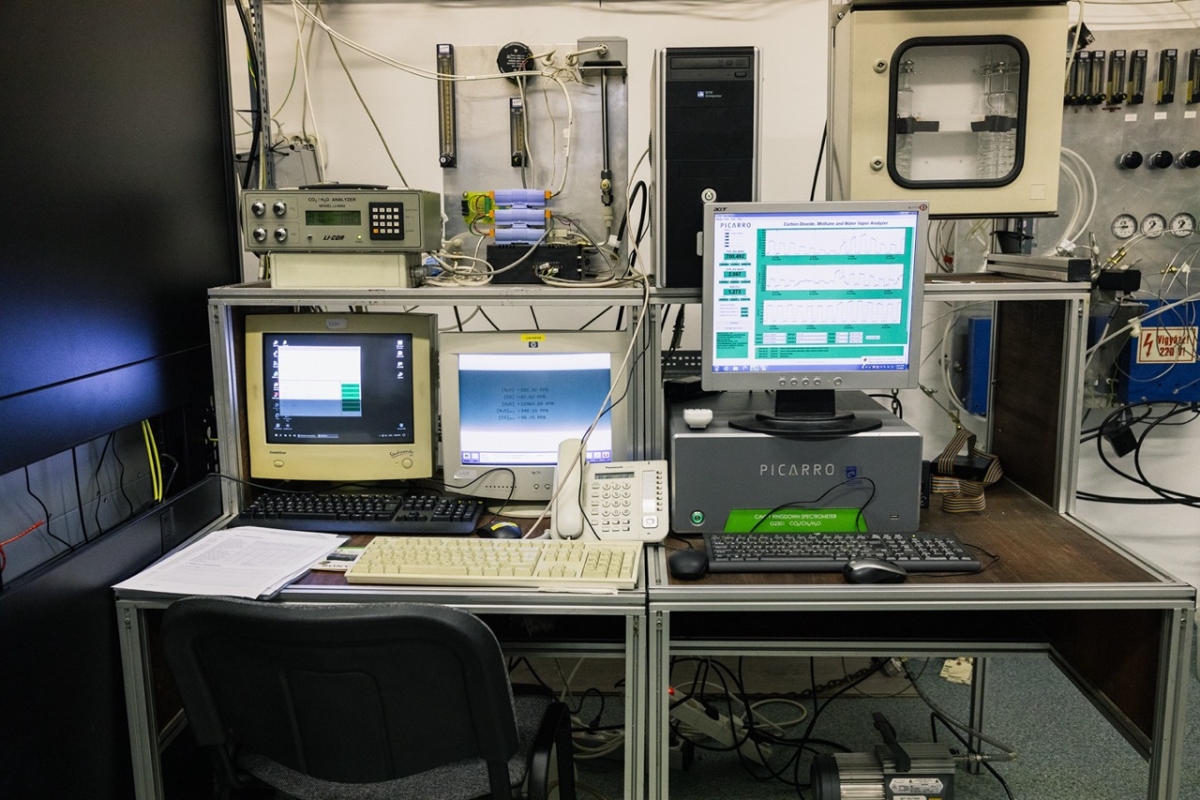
[[244, 313, 436, 481]]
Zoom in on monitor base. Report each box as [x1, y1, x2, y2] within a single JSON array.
[[729, 389, 883, 439], [729, 412, 882, 438], [486, 501, 550, 519]]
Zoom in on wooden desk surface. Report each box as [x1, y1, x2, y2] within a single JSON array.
[[660, 480, 1167, 587]]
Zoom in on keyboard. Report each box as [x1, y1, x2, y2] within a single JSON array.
[[232, 492, 484, 536], [345, 536, 644, 590], [703, 531, 981, 574]]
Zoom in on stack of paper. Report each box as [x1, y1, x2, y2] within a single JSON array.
[[114, 527, 347, 599]]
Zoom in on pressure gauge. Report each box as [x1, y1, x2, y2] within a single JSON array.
[[1140, 213, 1167, 238], [1169, 212, 1196, 238], [1111, 213, 1137, 239]]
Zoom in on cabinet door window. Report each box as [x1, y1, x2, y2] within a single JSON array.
[[890, 38, 1028, 188]]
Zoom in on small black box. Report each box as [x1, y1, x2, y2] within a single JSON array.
[[486, 244, 584, 284]]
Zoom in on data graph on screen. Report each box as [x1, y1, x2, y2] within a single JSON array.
[[763, 263, 906, 291], [762, 227, 908, 257], [761, 299, 904, 326]]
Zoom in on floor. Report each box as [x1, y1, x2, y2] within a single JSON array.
[[559, 652, 1200, 800], [162, 649, 1198, 798]]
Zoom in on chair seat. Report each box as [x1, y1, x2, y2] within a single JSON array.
[[161, 599, 575, 800], [236, 692, 554, 800]]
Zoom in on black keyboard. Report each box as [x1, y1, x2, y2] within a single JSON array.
[[232, 492, 484, 536], [703, 531, 981, 573]]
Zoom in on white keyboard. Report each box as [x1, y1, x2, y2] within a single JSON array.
[[345, 536, 643, 590]]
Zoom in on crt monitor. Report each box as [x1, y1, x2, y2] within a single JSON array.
[[439, 330, 632, 507], [244, 313, 436, 481], [701, 200, 927, 436]]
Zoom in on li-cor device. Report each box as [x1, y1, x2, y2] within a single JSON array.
[[242, 188, 441, 253]]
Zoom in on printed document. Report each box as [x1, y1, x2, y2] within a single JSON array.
[[113, 527, 346, 599]]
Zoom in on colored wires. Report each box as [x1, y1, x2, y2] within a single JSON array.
[[0, 521, 47, 573], [141, 420, 164, 504]]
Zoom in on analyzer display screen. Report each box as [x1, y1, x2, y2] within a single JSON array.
[[305, 209, 362, 226], [708, 208, 921, 376]]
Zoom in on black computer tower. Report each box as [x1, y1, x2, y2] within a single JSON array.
[[652, 46, 760, 288]]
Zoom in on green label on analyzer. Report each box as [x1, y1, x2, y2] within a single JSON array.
[[723, 508, 865, 533]]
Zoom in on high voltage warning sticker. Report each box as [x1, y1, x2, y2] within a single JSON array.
[[1136, 327, 1197, 363]]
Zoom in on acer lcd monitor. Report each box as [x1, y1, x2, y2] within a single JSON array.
[[701, 200, 927, 436]]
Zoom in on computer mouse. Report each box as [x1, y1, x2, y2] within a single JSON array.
[[475, 521, 524, 539], [667, 548, 709, 580], [843, 557, 908, 584]]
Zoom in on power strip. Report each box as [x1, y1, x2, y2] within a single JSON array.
[[573, 724, 695, 771], [572, 717, 624, 761], [669, 697, 771, 765]]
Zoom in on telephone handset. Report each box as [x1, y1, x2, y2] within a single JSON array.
[[551, 438, 669, 542], [551, 438, 586, 539]]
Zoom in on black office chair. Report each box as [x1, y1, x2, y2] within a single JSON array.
[[161, 597, 576, 800]]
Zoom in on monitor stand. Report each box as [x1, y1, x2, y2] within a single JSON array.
[[728, 389, 882, 438], [486, 501, 550, 519]]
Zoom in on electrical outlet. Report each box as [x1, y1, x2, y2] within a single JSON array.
[[940, 657, 974, 685], [668, 733, 694, 770]]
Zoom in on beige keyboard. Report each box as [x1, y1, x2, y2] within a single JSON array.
[[345, 536, 643, 590]]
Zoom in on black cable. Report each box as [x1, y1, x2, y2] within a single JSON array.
[[618, 179, 649, 272], [868, 390, 903, 419], [1131, 403, 1200, 505], [92, 433, 115, 536], [160, 453, 181, 498], [667, 656, 865, 791], [233, 0, 263, 190], [929, 714, 1015, 800], [791, 660, 889, 793], [23, 466, 74, 552], [70, 446, 91, 543], [1086, 401, 1200, 506], [809, 121, 828, 202], [666, 306, 686, 363], [1075, 490, 1182, 505], [478, 308, 502, 331], [567, 686, 607, 723], [506, 656, 555, 692], [578, 306, 614, 330], [530, 306, 540, 330], [111, 433, 135, 516], [747, 478, 877, 534]]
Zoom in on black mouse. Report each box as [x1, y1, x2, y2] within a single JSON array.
[[843, 557, 908, 584], [475, 521, 523, 539], [667, 548, 708, 580]]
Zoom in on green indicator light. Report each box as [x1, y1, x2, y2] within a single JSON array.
[[690, 511, 705, 525]]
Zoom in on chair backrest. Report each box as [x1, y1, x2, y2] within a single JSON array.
[[160, 597, 521, 789]]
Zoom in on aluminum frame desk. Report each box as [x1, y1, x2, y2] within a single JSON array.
[[646, 483, 1195, 800], [116, 542, 649, 800]]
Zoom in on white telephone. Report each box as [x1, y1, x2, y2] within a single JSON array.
[[551, 438, 669, 542]]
